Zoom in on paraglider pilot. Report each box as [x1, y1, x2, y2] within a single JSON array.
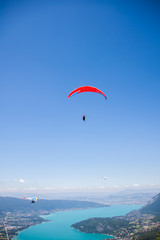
[[83, 115, 86, 121]]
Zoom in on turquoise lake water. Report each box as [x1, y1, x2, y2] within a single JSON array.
[[13, 205, 142, 240]]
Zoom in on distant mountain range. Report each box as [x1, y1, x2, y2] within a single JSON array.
[[116, 188, 160, 195], [102, 192, 155, 205]]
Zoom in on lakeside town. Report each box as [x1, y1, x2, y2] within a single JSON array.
[[0, 210, 49, 240]]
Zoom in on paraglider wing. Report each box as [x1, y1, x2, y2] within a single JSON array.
[[68, 86, 107, 99], [24, 197, 37, 203]]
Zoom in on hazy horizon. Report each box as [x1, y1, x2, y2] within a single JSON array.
[[0, 184, 160, 198]]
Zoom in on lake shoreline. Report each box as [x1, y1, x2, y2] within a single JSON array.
[[12, 207, 109, 240]]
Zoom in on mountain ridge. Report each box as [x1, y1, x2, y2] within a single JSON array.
[[0, 196, 106, 213]]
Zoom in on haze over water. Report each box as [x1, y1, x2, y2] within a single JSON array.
[[14, 205, 142, 240]]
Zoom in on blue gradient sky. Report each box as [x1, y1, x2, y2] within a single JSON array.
[[0, 0, 160, 193]]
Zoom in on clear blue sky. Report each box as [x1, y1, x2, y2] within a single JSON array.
[[0, 0, 160, 193]]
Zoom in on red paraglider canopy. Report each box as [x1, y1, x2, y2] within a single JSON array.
[[68, 86, 107, 99]]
